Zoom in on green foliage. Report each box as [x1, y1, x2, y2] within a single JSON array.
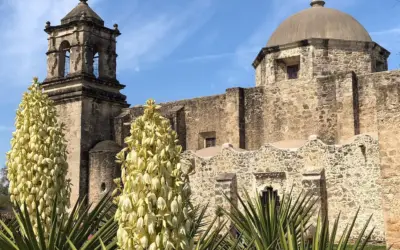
[[0, 194, 118, 250], [114, 99, 194, 249], [6, 77, 70, 238], [0, 196, 11, 210], [211, 190, 377, 249], [0, 167, 9, 196], [189, 204, 231, 250], [0, 167, 11, 211]]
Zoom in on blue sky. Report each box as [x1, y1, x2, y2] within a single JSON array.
[[0, 0, 399, 166]]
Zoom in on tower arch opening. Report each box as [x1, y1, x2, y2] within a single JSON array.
[[93, 51, 99, 78], [59, 41, 71, 77]]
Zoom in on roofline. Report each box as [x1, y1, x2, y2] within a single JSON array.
[[252, 38, 391, 68], [44, 20, 121, 37]]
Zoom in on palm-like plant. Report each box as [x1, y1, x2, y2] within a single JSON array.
[[0, 194, 118, 249]]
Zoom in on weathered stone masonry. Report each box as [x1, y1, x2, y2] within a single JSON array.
[[41, 0, 400, 248]]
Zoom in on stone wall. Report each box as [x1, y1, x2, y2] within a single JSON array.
[[312, 40, 374, 77], [45, 22, 118, 81], [255, 44, 313, 86], [52, 97, 124, 205], [243, 87, 264, 150], [81, 98, 125, 202], [54, 100, 83, 205], [360, 70, 400, 248], [254, 39, 389, 87], [184, 135, 385, 242], [122, 87, 266, 151], [88, 140, 121, 205]]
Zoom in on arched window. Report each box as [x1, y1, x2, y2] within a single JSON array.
[[93, 52, 99, 78], [59, 41, 71, 77], [260, 186, 280, 208]]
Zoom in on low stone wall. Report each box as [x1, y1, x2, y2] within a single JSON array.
[[184, 134, 385, 242]]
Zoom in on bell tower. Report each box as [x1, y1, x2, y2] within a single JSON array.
[[41, 0, 128, 204]]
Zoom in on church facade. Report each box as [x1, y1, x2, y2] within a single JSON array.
[[41, 0, 400, 247]]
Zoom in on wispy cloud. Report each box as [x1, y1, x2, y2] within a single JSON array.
[[175, 50, 257, 63], [0, 0, 212, 83], [116, 0, 215, 72]]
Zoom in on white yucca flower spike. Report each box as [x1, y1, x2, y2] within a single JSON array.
[[6, 77, 71, 238], [114, 99, 194, 249]]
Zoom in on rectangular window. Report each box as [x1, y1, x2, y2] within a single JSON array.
[[205, 137, 216, 148], [375, 60, 385, 72], [287, 64, 299, 79]]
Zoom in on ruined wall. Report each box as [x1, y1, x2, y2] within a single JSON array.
[[185, 135, 385, 242]]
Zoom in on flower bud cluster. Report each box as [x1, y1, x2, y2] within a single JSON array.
[[6, 78, 71, 237], [115, 99, 194, 250]]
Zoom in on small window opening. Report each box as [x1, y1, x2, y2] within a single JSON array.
[[100, 183, 106, 192], [260, 186, 280, 208], [287, 64, 299, 79], [59, 41, 71, 78], [205, 137, 216, 148], [93, 52, 99, 78], [169, 118, 175, 130], [375, 60, 385, 72], [360, 145, 367, 163], [64, 50, 70, 77]]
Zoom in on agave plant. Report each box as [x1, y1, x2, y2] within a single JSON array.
[[188, 204, 231, 250], [279, 209, 375, 250], [219, 189, 377, 250], [0, 193, 118, 250]]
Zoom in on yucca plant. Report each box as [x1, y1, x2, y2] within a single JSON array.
[[114, 99, 194, 249], [0, 193, 118, 249], [6, 77, 70, 238]]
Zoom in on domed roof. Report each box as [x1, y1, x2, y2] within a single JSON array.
[[90, 140, 121, 153], [61, 0, 104, 26], [267, 0, 372, 47]]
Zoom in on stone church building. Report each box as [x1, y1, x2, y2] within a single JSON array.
[[41, 0, 400, 247]]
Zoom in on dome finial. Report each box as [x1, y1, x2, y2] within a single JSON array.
[[310, 0, 325, 7], [80, 0, 88, 4]]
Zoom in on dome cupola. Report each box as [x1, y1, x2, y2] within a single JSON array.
[[267, 0, 372, 47]]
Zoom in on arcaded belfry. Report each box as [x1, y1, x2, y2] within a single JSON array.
[[41, 0, 400, 248]]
